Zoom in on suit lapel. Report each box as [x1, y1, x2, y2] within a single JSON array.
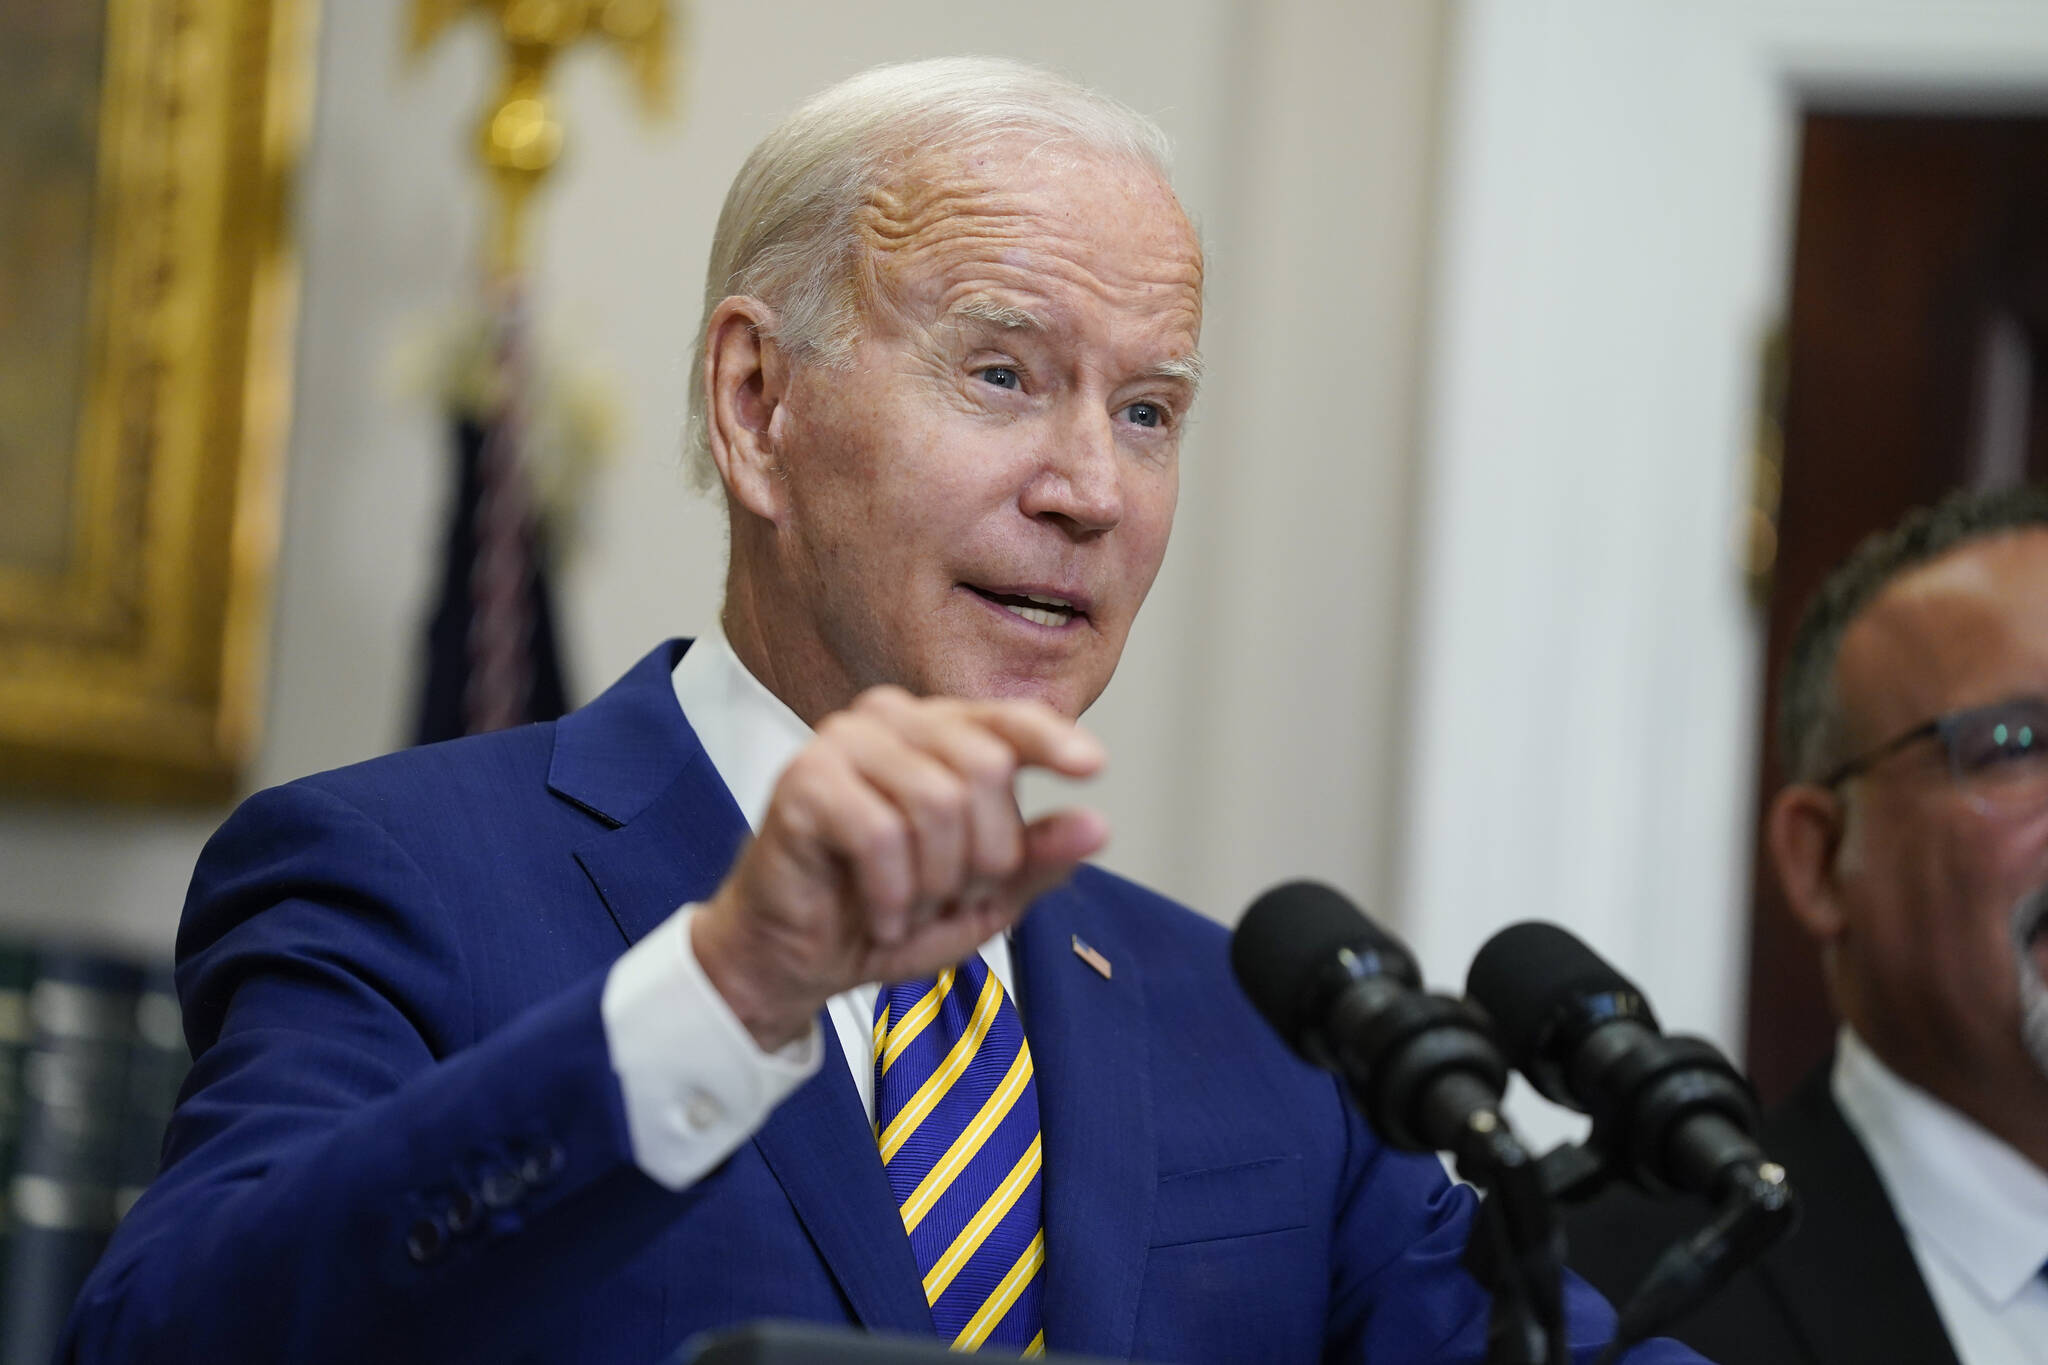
[[753, 1025, 936, 1334], [1014, 880, 1156, 1359], [1758, 1067, 1961, 1365], [569, 752, 750, 946], [550, 641, 931, 1329], [550, 640, 753, 946]]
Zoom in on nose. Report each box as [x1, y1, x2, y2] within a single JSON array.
[[1021, 405, 1124, 537]]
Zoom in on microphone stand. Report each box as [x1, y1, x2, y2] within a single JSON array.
[[1342, 997, 1571, 1365], [1524, 1034, 1801, 1364], [1591, 1159, 1796, 1365], [1449, 1113, 1569, 1365]]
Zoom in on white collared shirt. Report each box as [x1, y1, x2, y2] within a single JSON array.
[[599, 629, 1013, 1189], [1832, 1025, 2048, 1364]]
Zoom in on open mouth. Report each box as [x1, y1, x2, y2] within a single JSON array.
[[965, 584, 1085, 630]]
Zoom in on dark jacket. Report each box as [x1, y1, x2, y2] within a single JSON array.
[[1566, 1062, 1960, 1365]]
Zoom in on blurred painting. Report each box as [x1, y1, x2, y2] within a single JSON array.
[[0, 0, 311, 801], [0, 3, 105, 576]]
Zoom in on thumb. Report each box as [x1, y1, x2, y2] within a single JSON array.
[[1000, 806, 1108, 906], [862, 808, 1109, 983]]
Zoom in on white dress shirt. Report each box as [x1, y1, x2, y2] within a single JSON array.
[[1832, 1025, 2048, 1364], [599, 628, 1014, 1190]]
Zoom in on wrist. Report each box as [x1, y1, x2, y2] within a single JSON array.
[[690, 897, 819, 1053]]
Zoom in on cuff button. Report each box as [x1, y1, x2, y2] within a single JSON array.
[[405, 1215, 447, 1265], [445, 1186, 481, 1236], [479, 1165, 525, 1210], [517, 1140, 566, 1188], [679, 1089, 726, 1134]]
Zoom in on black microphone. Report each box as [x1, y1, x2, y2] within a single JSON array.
[[1231, 881, 1517, 1167], [1465, 922, 1770, 1201]]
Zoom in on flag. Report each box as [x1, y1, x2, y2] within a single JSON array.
[[413, 289, 571, 744]]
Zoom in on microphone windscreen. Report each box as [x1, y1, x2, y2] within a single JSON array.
[[1464, 921, 1647, 1076], [1231, 881, 1400, 1055]]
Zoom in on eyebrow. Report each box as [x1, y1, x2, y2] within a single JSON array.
[[946, 293, 1204, 396], [1147, 353, 1204, 392], [947, 295, 1046, 332]]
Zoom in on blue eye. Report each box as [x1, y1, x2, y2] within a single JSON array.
[[1124, 402, 1164, 429], [978, 366, 1021, 390]]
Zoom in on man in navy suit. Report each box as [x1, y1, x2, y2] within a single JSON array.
[[68, 58, 1700, 1363]]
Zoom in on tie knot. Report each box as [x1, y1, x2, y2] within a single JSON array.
[[876, 957, 990, 1028]]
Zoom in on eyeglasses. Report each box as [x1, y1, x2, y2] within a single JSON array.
[[1821, 694, 2048, 813]]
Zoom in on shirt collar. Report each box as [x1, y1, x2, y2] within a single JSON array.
[[1832, 1024, 2048, 1305], [670, 625, 813, 833]]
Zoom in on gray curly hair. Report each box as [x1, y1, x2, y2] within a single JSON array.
[[1778, 484, 2048, 783]]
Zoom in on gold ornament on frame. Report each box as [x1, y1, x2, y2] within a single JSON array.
[[408, 0, 677, 275]]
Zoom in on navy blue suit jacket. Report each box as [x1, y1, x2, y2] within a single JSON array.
[[67, 642, 1701, 1364]]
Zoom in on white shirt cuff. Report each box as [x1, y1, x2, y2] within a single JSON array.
[[600, 904, 822, 1190]]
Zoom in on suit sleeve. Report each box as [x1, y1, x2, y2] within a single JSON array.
[[62, 781, 700, 1363]]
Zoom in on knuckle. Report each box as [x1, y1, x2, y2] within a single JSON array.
[[817, 711, 864, 745], [957, 738, 1016, 788], [910, 771, 969, 825], [854, 684, 912, 714], [769, 758, 818, 810], [866, 873, 911, 917], [1008, 696, 1060, 725], [977, 825, 1026, 879], [779, 747, 844, 801], [767, 794, 816, 845], [852, 806, 906, 862]]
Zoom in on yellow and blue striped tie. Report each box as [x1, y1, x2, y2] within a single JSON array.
[[873, 956, 1046, 1356]]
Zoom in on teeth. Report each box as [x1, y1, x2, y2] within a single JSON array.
[[1002, 602, 1072, 628], [1021, 593, 1071, 608]]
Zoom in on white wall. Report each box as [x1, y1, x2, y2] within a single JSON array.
[[0, 1, 1447, 958]]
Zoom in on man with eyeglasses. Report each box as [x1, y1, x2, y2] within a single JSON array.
[[1568, 486, 2048, 1365]]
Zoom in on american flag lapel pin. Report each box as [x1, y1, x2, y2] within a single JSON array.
[[1071, 935, 1113, 980]]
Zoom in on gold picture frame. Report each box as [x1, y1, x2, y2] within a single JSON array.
[[0, 0, 316, 802]]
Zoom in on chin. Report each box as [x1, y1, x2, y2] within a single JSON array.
[[946, 669, 1096, 718], [983, 678, 1088, 716]]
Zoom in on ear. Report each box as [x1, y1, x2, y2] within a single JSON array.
[[704, 296, 792, 522], [1766, 782, 1850, 944]]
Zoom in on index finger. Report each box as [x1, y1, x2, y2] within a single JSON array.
[[952, 699, 1106, 778]]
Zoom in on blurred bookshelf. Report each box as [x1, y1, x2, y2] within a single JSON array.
[[0, 941, 185, 1364]]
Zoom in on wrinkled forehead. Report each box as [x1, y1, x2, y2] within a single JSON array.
[[848, 138, 1205, 336], [1840, 529, 2048, 728]]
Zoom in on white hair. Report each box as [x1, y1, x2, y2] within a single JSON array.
[[683, 56, 1179, 491]]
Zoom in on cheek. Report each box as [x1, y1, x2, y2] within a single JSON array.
[[787, 404, 925, 528], [1837, 809, 1962, 946], [1116, 468, 1179, 586], [1864, 819, 2033, 981], [1953, 806, 2048, 924]]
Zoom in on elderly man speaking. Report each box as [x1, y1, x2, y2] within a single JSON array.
[[65, 60, 1699, 1364]]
